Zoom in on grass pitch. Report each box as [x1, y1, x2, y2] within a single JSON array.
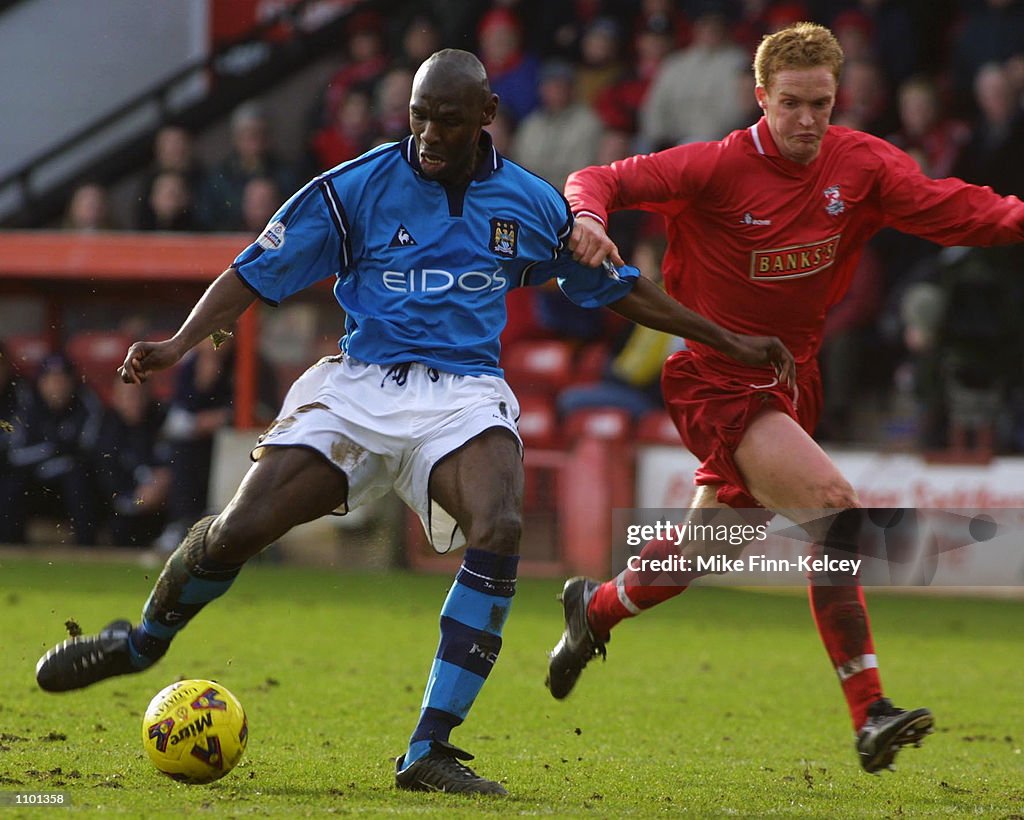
[[1, 555, 1022, 817]]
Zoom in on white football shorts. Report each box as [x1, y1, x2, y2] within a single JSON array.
[[252, 354, 522, 553]]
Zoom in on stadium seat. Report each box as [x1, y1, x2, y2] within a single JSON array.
[[635, 410, 680, 445], [564, 407, 633, 441], [2, 334, 51, 376], [516, 392, 560, 449], [502, 339, 575, 395], [571, 342, 611, 385], [66, 330, 132, 405]]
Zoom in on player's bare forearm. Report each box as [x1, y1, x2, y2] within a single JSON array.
[[169, 269, 255, 352], [609, 276, 725, 341], [610, 277, 796, 386], [120, 268, 256, 383]]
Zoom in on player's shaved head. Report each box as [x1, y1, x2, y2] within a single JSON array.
[[414, 49, 491, 106]]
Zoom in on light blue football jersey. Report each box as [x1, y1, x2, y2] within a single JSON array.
[[232, 134, 638, 377]]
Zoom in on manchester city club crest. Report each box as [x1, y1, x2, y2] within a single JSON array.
[[489, 218, 519, 258]]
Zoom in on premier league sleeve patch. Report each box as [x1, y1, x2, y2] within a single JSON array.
[[489, 218, 519, 258], [256, 221, 286, 251]]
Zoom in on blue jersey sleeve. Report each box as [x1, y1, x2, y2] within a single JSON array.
[[231, 181, 343, 306], [525, 253, 638, 308]]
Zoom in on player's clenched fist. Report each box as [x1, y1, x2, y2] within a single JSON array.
[[119, 340, 183, 384]]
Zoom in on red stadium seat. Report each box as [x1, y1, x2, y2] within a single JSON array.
[[516, 392, 560, 449], [564, 407, 633, 441], [66, 330, 132, 405], [635, 410, 680, 445], [2, 334, 51, 376], [502, 339, 575, 395], [571, 342, 611, 385]]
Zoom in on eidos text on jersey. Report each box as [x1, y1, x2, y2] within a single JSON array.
[[382, 268, 509, 294]]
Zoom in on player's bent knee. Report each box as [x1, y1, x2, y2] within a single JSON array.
[[466, 511, 522, 555], [206, 510, 276, 564], [816, 479, 859, 511]]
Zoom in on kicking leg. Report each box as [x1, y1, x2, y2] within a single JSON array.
[[546, 486, 764, 699], [396, 428, 521, 796], [735, 409, 933, 772], [35, 446, 348, 692]]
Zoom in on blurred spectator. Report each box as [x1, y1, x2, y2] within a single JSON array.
[[830, 9, 876, 62], [240, 176, 284, 235], [318, 10, 389, 130], [594, 16, 675, 135], [484, 106, 517, 156], [6, 353, 104, 545], [897, 278, 948, 448], [632, 0, 690, 48], [62, 182, 115, 231], [94, 378, 171, 547], [530, 288, 612, 347], [594, 129, 664, 263], [833, 56, 897, 135], [1003, 51, 1024, 107], [576, 17, 624, 106], [951, 0, 1024, 114], [952, 61, 1024, 195], [395, 12, 442, 69], [530, 0, 608, 60], [153, 340, 277, 552], [421, 0, 487, 51], [886, 75, 970, 179], [0, 342, 35, 544], [198, 102, 298, 232], [557, 238, 682, 420], [734, 0, 807, 51], [843, 0, 921, 88], [511, 60, 603, 191], [477, 8, 541, 123], [135, 125, 207, 229], [309, 85, 375, 170], [138, 171, 198, 232], [817, 245, 885, 442], [898, 246, 1024, 451], [152, 342, 235, 552], [372, 66, 415, 143], [639, 6, 747, 149]]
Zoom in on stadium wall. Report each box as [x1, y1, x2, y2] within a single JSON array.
[[0, 0, 208, 181]]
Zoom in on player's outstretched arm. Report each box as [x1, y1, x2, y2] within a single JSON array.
[[120, 268, 256, 384], [609, 276, 796, 388]]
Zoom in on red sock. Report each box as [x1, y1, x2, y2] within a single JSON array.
[[809, 583, 883, 730], [587, 537, 697, 639]]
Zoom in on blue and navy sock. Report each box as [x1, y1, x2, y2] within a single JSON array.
[[127, 516, 242, 669], [402, 548, 518, 769]]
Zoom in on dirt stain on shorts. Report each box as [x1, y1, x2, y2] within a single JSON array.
[[259, 401, 329, 442]]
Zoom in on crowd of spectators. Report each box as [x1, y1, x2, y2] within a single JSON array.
[[12, 0, 1024, 545], [0, 338, 276, 549]]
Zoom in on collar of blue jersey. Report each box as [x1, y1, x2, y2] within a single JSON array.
[[401, 131, 503, 183]]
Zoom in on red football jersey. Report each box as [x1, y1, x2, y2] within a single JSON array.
[[567, 118, 1024, 370]]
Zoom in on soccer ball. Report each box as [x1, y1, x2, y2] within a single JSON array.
[[141, 679, 248, 784]]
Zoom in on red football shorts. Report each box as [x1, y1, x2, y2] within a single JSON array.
[[661, 350, 823, 508]]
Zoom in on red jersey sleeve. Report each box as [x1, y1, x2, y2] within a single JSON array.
[[867, 136, 1024, 245], [565, 142, 718, 224]]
